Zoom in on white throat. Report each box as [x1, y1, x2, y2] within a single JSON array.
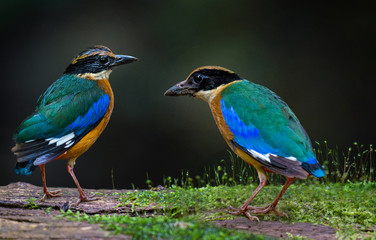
[[78, 70, 112, 80], [194, 89, 217, 103], [194, 83, 230, 103]]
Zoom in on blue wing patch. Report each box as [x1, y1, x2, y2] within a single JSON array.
[[64, 94, 110, 135]]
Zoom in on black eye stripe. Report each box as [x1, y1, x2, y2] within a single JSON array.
[[187, 68, 242, 91], [64, 55, 114, 74]]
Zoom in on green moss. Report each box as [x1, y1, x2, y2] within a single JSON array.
[[117, 185, 263, 219], [286, 232, 311, 240], [281, 182, 376, 239], [60, 210, 273, 240]]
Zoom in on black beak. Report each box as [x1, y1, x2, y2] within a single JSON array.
[[112, 54, 138, 67], [164, 80, 197, 96]]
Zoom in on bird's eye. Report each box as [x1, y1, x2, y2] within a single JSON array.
[[99, 57, 109, 65], [192, 74, 204, 84]]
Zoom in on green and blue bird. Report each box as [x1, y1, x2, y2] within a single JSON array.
[[165, 66, 325, 221], [12, 46, 137, 205]]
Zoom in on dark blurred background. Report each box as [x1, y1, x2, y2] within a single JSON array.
[[1, 1, 375, 189]]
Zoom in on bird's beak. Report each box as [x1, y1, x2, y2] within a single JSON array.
[[112, 54, 138, 67], [164, 80, 197, 96]]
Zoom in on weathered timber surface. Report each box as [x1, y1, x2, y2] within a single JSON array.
[[0, 207, 130, 239], [0, 182, 160, 214], [0, 182, 338, 239], [0, 182, 156, 239]]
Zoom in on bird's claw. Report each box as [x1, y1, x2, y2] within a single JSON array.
[[228, 206, 260, 222], [70, 194, 100, 207], [41, 190, 62, 201], [248, 204, 288, 218]]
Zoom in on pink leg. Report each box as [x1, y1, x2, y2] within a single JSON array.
[[249, 177, 295, 217], [229, 178, 267, 222], [67, 164, 99, 206], [40, 164, 62, 201]]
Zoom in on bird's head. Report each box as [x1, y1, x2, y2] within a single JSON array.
[[164, 66, 241, 101], [64, 45, 138, 80]]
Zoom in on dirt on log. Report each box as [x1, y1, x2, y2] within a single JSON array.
[[0, 182, 337, 239]]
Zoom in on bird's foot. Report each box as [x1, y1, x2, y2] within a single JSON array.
[[41, 190, 62, 201], [70, 193, 100, 207], [247, 204, 288, 218], [228, 206, 260, 222]]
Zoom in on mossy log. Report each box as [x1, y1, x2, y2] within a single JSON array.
[[0, 182, 337, 239]]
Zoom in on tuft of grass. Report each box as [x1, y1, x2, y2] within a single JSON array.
[[23, 197, 39, 209], [315, 141, 375, 183], [44, 207, 52, 214], [60, 210, 273, 240]]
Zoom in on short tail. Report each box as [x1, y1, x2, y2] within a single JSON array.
[[301, 157, 326, 178], [12, 142, 39, 175], [15, 160, 37, 175], [12, 139, 58, 176]]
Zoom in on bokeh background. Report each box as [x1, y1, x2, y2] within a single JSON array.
[[1, 1, 375, 189]]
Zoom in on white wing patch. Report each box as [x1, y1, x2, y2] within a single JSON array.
[[266, 153, 297, 161], [34, 153, 57, 166], [64, 140, 74, 148], [249, 149, 271, 163], [248, 149, 298, 164], [46, 132, 75, 147], [285, 156, 298, 161]]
